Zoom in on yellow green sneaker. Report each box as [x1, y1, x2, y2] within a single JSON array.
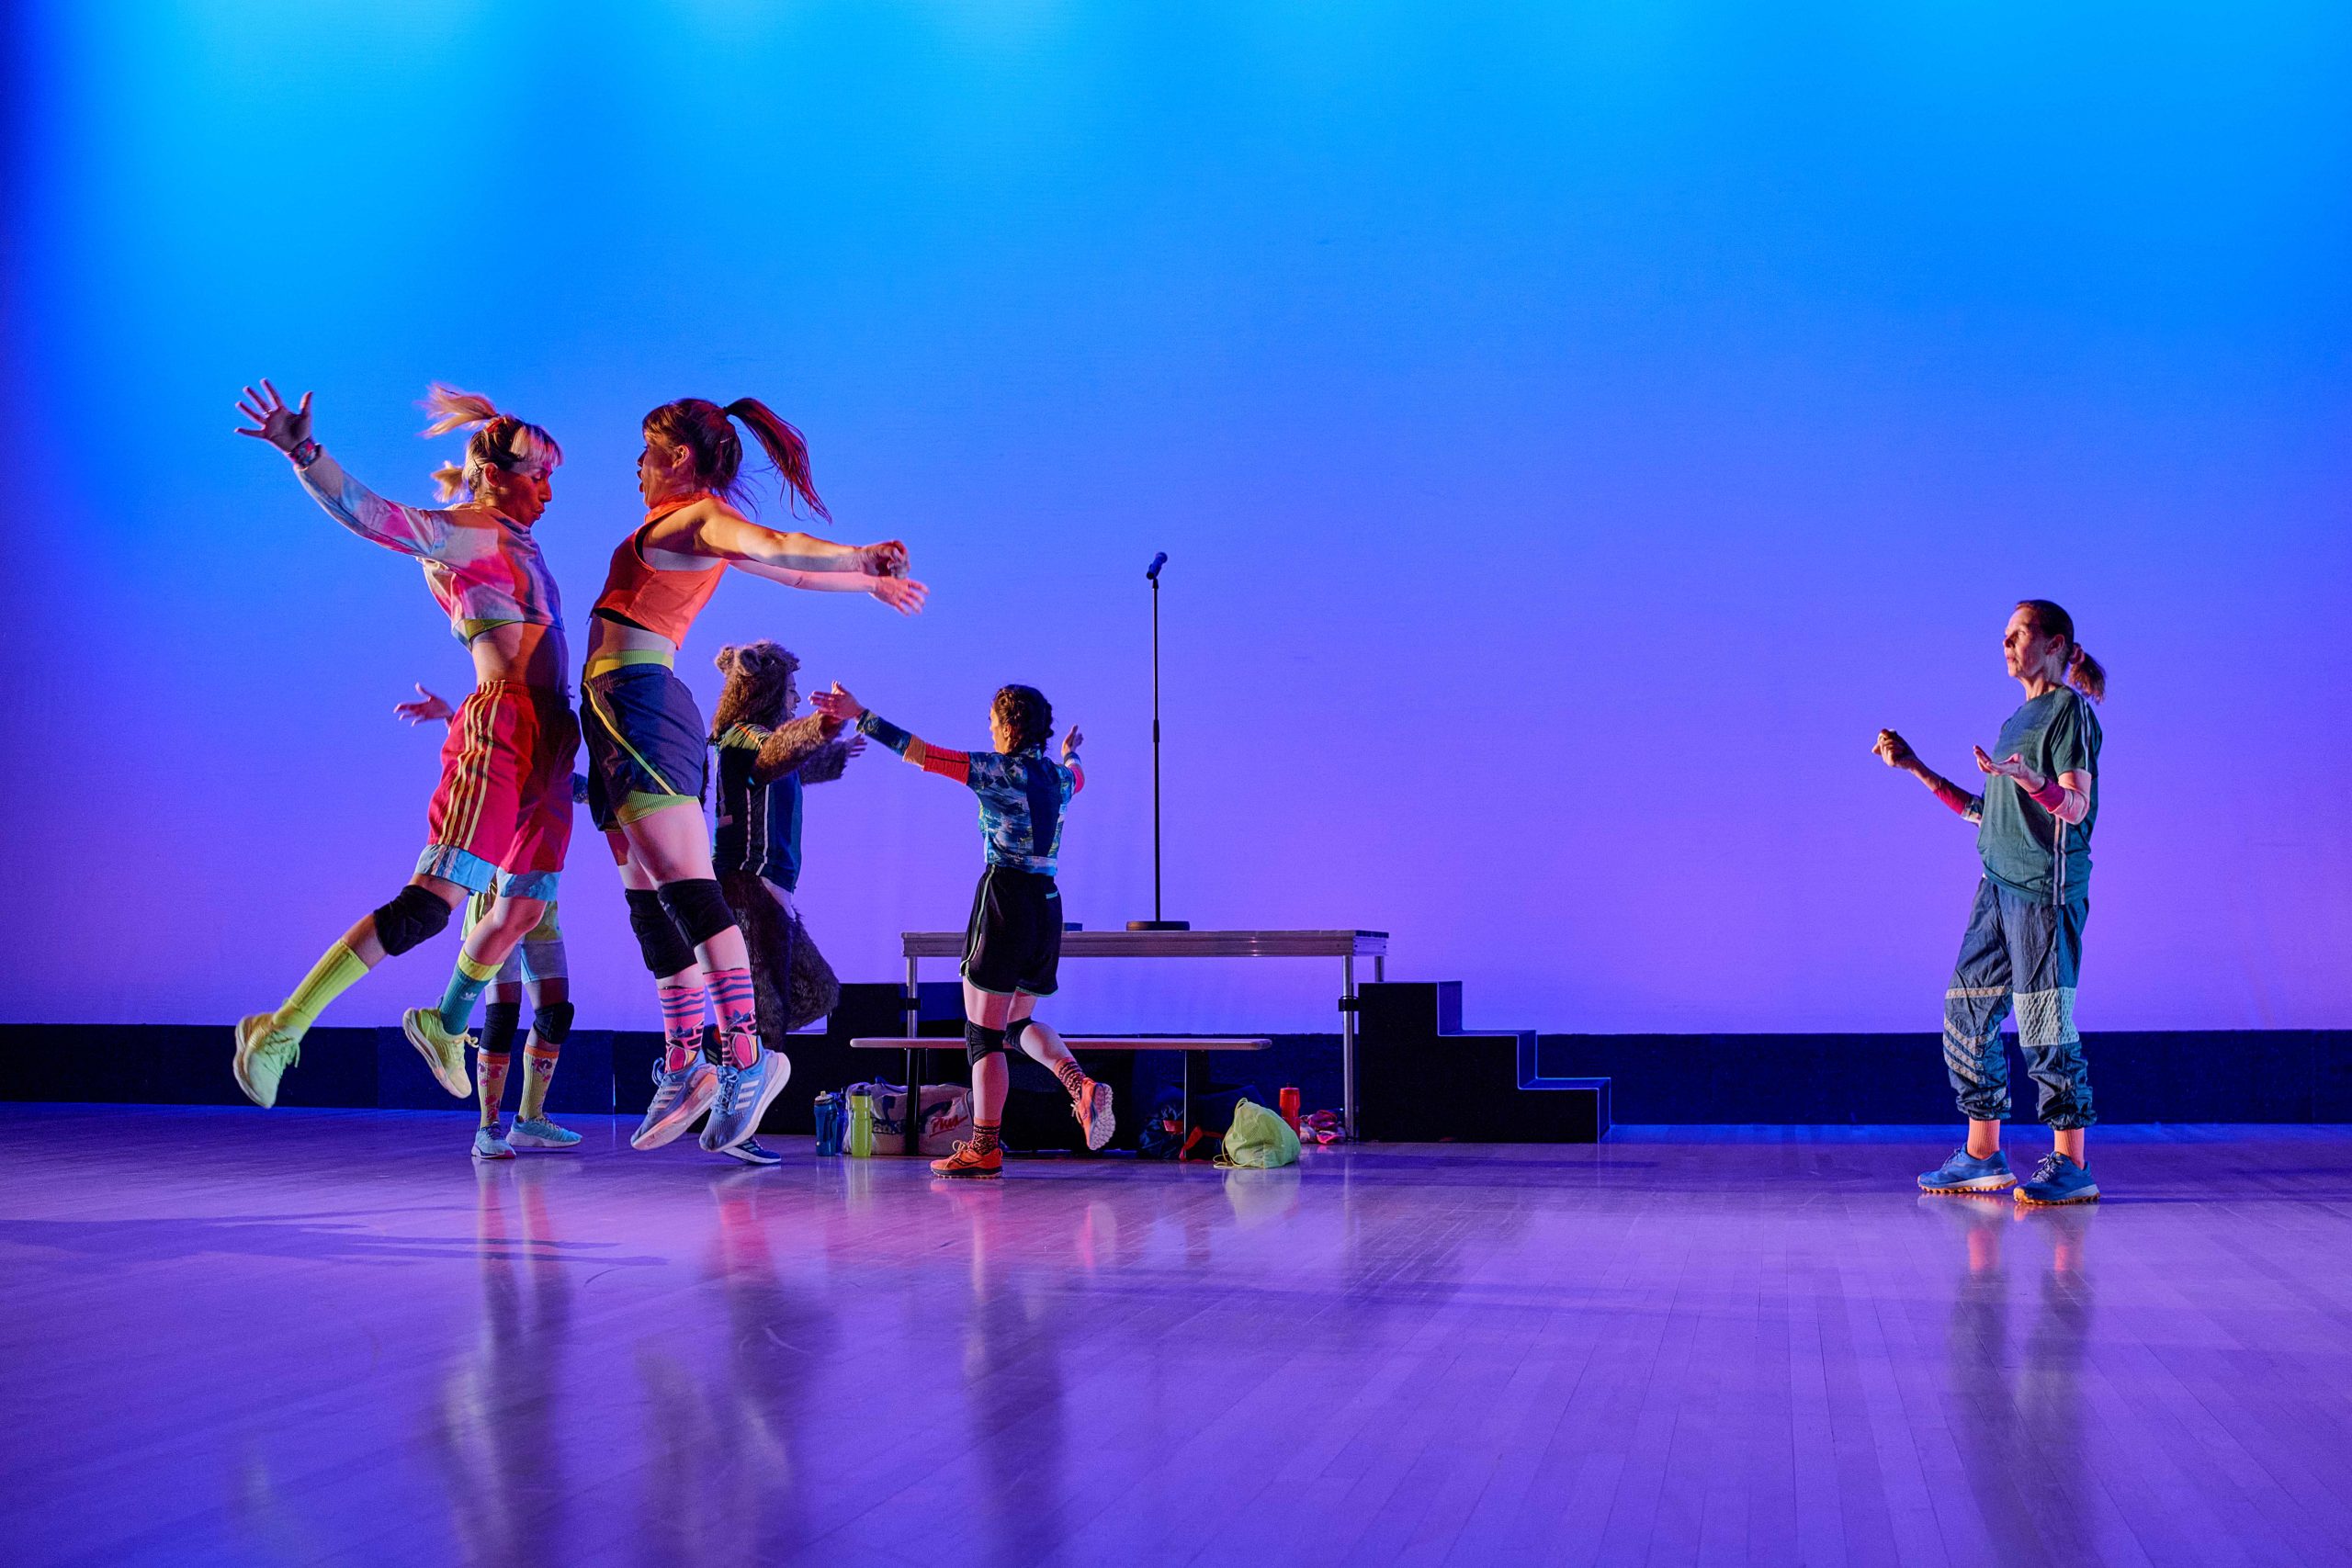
[[233, 1014, 302, 1109], [400, 1007, 474, 1099]]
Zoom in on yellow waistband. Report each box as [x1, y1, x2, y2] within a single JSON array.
[[586, 649, 674, 679]]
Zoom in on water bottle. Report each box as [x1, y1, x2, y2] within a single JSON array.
[[1278, 1087, 1302, 1132], [847, 1091, 876, 1158], [813, 1091, 843, 1156]]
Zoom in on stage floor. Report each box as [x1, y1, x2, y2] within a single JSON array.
[[4, 1110, 2350, 1567]]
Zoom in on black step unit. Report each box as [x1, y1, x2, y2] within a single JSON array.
[[1359, 982, 1611, 1143]]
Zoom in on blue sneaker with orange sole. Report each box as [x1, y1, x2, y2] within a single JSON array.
[[2015, 1152, 2099, 1206], [1917, 1147, 2016, 1194]]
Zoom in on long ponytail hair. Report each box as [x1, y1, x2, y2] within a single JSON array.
[[2017, 599, 2107, 704], [419, 384, 562, 502], [643, 396, 829, 520]]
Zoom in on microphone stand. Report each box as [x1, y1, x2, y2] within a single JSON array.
[[1129, 551, 1188, 931]]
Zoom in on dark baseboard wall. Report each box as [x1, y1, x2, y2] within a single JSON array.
[[5, 982, 2347, 1127]]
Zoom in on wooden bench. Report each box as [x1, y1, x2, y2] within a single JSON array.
[[850, 1036, 1271, 1156]]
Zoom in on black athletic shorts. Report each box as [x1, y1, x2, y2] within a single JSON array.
[[962, 865, 1062, 996]]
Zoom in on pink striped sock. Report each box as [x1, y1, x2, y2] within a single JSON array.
[[657, 977, 707, 1072], [707, 967, 758, 1066]]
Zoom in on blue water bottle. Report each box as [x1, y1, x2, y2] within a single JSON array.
[[813, 1091, 844, 1156]]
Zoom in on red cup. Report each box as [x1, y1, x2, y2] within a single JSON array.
[[1278, 1087, 1302, 1131]]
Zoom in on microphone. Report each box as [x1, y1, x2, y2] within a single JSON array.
[[1146, 551, 1168, 581]]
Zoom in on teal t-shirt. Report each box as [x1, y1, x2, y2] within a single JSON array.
[[1976, 687, 2101, 904]]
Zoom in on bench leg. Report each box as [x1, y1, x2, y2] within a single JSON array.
[[903, 956, 923, 1158], [1182, 1052, 1193, 1157], [1342, 954, 1357, 1142]]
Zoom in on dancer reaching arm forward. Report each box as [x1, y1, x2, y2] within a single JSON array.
[[808, 681, 1111, 1176], [585, 397, 924, 1157], [229, 383, 577, 1113], [706, 641, 866, 1166], [1875, 600, 2107, 1206]]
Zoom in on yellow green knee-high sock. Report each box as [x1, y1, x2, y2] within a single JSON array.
[[477, 1002, 523, 1126], [271, 942, 371, 1038]]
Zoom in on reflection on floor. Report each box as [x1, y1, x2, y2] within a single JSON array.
[[4, 1108, 2349, 1566]]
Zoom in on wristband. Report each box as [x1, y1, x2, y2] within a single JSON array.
[[288, 437, 322, 468], [2026, 774, 2066, 809]]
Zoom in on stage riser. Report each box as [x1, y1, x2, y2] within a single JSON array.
[[6, 987, 2347, 1123]]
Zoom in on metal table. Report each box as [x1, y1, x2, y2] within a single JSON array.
[[899, 929, 1388, 1139]]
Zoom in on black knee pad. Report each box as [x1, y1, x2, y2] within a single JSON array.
[[373, 886, 453, 957], [479, 1001, 523, 1055], [657, 878, 738, 950], [626, 888, 697, 977], [530, 1000, 574, 1047], [966, 1021, 1007, 1065], [1004, 1018, 1034, 1052]]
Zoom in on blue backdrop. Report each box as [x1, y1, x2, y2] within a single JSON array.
[[5, 2, 2347, 1037]]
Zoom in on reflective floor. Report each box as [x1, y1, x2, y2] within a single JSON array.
[[4, 1109, 2351, 1567]]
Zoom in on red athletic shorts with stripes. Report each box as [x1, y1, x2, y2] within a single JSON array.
[[415, 682, 580, 901]]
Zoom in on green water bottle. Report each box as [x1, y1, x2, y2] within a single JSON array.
[[847, 1090, 876, 1158]]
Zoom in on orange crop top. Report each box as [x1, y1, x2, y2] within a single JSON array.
[[592, 493, 727, 646]]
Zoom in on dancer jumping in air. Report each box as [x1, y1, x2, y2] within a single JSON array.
[[231, 384, 577, 1111], [1875, 600, 2108, 1206], [707, 641, 864, 1167], [588, 398, 924, 1156], [398, 684, 584, 1159], [808, 681, 1112, 1177]]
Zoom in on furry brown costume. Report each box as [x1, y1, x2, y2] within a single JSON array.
[[711, 641, 855, 1037]]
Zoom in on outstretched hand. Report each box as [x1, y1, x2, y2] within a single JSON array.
[[1871, 728, 1917, 770], [1061, 724, 1083, 761], [843, 735, 869, 761], [395, 683, 454, 725], [233, 380, 312, 453], [871, 574, 928, 615], [864, 541, 910, 578], [809, 682, 865, 724], [1973, 745, 2041, 786]]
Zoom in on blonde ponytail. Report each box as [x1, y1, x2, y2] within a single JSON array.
[[415, 383, 562, 501]]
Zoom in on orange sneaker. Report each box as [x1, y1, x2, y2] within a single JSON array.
[[931, 1140, 1003, 1179], [1071, 1078, 1115, 1151]]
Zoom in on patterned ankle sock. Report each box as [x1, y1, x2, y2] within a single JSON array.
[[475, 1053, 511, 1127], [436, 950, 501, 1033], [1053, 1059, 1088, 1096], [519, 1044, 559, 1120], [657, 977, 707, 1072], [971, 1120, 1002, 1155], [272, 942, 371, 1036]]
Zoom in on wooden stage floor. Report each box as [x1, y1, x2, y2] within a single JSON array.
[[4, 1107, 2349, 1567]]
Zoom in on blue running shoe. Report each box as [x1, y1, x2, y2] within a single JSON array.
[[508, 1115, 581, 1151], [2015, 1151, 2098, 1206], [471, 1125, 514, 1161], [632, 1056, 718, 1151], [701, 1043, 791, 1152], [722, 1138, 783, 1167], [1917, 1147, 2015, 1193]]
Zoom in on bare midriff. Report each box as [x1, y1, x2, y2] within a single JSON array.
[[583, 612, 678, 669], [470, 619, 571, 691]]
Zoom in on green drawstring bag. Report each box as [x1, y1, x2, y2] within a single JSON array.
[[1216, 1098, 1301, 1168]]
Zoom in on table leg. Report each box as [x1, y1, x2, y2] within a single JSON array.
[[1342, 954, 1358, 1142], [1374, 954, 1385, 983]]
